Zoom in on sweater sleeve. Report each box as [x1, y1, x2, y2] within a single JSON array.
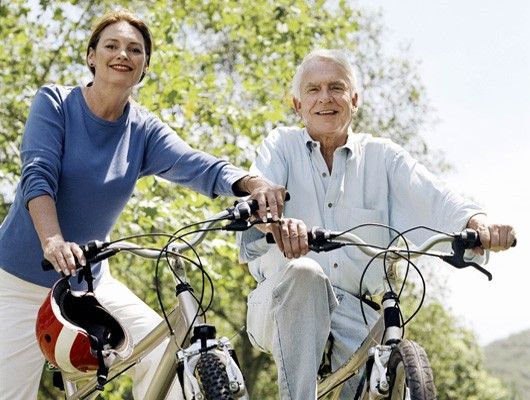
[[140, 115, 246, 198], [20, 85, 65, 207]]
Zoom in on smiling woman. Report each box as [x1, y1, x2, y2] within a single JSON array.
[[0, 8, 286, 400], [83, 11, 151, 121], [86, 10, 151, 82]]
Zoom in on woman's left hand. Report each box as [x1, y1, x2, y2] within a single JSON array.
[[239, 175, 287, 222]]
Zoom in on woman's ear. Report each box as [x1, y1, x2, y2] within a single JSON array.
[[87, 48, 95, 68]]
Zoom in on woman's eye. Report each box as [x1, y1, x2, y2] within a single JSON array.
[[130, 48, 143, 54], [105, 44, 116, 49]]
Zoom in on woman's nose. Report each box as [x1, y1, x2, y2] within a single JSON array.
[[117, 49, 128, 59]]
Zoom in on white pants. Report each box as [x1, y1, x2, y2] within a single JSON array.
[[247, 257, 380, 400], [0, 268, 183, 400]]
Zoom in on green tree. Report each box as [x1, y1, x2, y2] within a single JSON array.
[[0, 1, 509, 399], [404, 298, 518, 400]]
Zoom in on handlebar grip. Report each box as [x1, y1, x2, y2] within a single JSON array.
[[461, 228, 517, 249], [247, 191, 291, 213], [265, 227, 322, 244], [41, 259, 55, 271]]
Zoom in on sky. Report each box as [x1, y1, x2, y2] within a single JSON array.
[[357, 0, 530, 345], [1, 0, 527, 346]]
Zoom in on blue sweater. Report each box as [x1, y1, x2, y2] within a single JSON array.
[[0, 85, 246, 288]]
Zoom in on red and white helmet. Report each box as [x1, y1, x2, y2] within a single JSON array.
[[36, 278, 133, 374]]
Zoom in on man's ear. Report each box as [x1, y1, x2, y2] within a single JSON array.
[[292, 97, 301, 114], [351, 92, 358, 108]]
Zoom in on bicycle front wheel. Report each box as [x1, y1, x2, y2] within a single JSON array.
[[386, 340, 436, 400], [196, 352, 234, 400]]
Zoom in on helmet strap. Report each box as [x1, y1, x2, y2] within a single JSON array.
[[78, 261, 95, 292], [93, 336, 109, 391]]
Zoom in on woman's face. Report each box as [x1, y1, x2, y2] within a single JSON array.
[[87, 21, 147, 89]]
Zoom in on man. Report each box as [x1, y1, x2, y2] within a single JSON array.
[[238, 49, 516, 399]]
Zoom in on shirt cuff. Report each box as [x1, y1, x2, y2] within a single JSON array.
[[237, 228, 270, 263]]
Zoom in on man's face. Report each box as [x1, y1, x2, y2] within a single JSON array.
[[293, 58, 358, 140]]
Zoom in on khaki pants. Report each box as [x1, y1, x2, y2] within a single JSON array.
[[247, 257, 379, 400]]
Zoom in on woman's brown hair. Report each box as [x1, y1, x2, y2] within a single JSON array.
[[86, 9, 152, 82]]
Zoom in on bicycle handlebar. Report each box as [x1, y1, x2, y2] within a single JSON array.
[[265, 226, 515, 280], [41, 195, 290, 272]]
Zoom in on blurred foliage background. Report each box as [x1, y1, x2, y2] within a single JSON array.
[[0, 0, 518, 398]]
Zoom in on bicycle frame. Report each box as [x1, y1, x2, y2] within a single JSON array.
[[315, 228, 487, 399], [54, 211, 249, 400], [318, 318, 385, 399]]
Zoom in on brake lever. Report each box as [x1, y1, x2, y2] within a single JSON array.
[[223, 219, 252, 231], [309, 242, 345, 253], [441, 237, 492, 281]]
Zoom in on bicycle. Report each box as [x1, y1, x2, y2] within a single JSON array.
[[266, 223, 514, 400], [36, 199, 263, 400]]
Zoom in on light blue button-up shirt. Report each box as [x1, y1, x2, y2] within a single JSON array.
[[238, 126, 484, 296]]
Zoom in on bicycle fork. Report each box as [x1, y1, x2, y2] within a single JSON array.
[[172, 261, 247, 399], [366, 291, 401, 400], [177, 325, 247, 399]]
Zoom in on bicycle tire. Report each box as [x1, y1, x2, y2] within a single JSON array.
[[196, 352, 234, 400], [386, 340, 436, 400]]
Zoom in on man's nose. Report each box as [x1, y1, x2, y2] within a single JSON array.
[[318, 88, 332, 102]]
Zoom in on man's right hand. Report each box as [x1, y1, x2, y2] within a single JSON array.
[[268, 217, 309, 259]]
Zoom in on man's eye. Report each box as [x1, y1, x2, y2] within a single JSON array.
[[307, 88, 318, 93]]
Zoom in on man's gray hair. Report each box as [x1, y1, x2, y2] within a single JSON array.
[[291, 49, 358, 99]]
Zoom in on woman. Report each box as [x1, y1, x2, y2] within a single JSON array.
[[0, 9, 285, 399]]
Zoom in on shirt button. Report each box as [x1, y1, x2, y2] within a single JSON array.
[[328, 203, 333, 208], [333, 263, 339, 268], [322, 172, 327, 177]]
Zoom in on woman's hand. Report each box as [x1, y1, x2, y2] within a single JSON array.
[[43, 234, 85, 276], [238, 175, 287, 222], [28, 195, 86, 276]]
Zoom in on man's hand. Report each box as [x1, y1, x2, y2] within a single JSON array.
[[466, 214, 516, 255], [268, 218, 309, 259]]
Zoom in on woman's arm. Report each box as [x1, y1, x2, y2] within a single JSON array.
[[28, 195, 85, 276]]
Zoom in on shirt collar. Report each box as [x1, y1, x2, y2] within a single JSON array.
[[303, 127, 363, 156]]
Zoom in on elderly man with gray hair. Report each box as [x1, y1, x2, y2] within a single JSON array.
[[238, 48, 515, 399]]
